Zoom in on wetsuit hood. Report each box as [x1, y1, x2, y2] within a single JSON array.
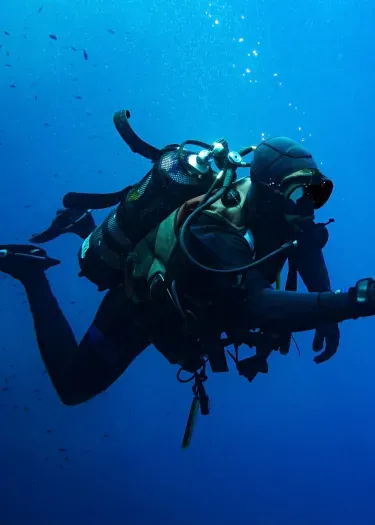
[[250, 137, 318, 183]]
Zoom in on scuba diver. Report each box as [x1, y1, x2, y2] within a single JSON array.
[[2, 109, 375, 447]]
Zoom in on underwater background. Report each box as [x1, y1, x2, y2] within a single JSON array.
[[1, 0, 375, 524]]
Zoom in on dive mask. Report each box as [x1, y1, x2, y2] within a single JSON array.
[[280, 169, 333, 209]]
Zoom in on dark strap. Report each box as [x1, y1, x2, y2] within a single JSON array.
[[113, 109, 161, 161], [62, 188, 129, 210], [286, 259, 298, 291]]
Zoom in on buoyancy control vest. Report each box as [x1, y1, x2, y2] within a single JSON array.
[[126, 176, 254, 299], [125, 172, 330, 303]]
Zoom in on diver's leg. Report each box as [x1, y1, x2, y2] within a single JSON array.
[[68, 287, 150, 404], [22, 270, 82, 401], [24, 279, 149, 405], [0, 246, 149, 405]]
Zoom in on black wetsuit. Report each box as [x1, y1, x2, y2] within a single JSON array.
[[11, 207, 373, 406]]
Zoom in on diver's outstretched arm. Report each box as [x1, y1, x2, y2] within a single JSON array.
[[242, 275, 375, 333], [184, 213, 375, 337]]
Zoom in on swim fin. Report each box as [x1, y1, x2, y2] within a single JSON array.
[[29, 208, 95, 244], [0, 245, 60, 281]]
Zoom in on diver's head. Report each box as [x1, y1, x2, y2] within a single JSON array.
[[250, 137, 333, 218]]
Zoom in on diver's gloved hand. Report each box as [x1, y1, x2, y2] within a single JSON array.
[[29, 208, 95, 244], [312, 323, 340, 364]]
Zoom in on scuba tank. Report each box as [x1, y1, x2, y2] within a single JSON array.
[[63, 110, 224, 290]]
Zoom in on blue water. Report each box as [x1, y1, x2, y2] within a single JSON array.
[[1, 0, 375, 523]]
